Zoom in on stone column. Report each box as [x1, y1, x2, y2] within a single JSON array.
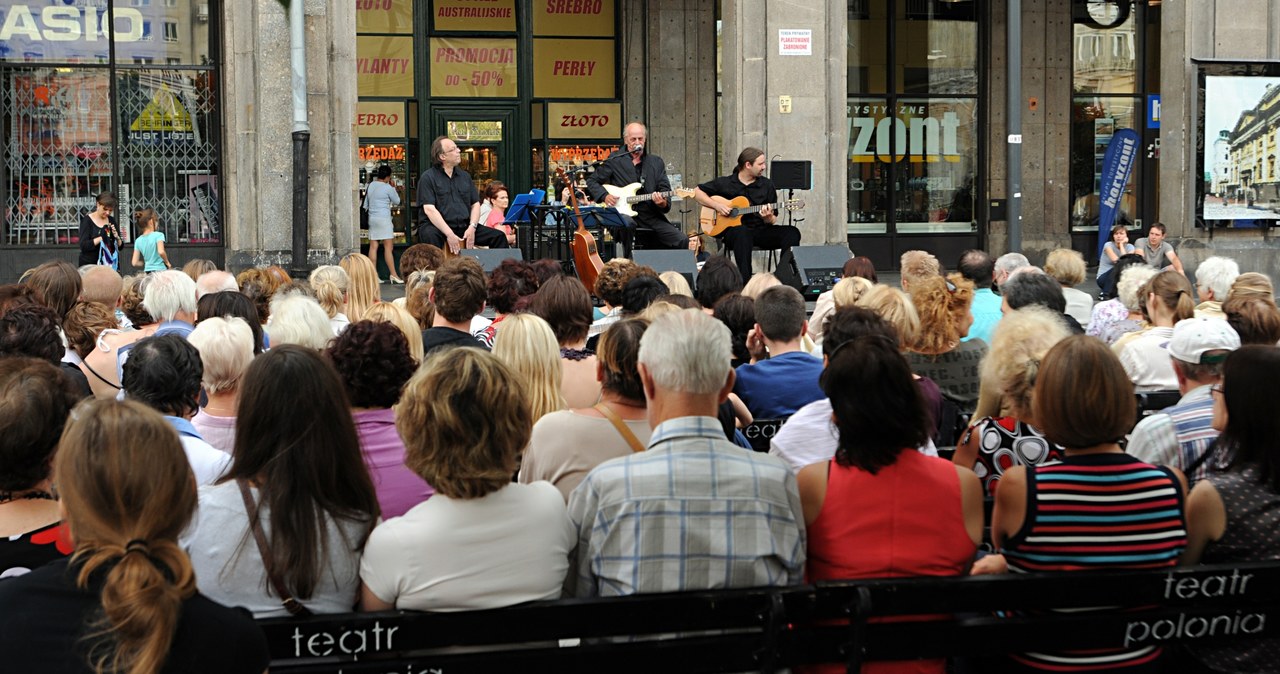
[[721, 0, 848, 247], [619, 0, 718, 238], [222, 0, 357, 271]]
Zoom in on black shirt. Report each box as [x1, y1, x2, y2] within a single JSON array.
[[0, 558, 270, 674], [697, 174, 779, 230], [77, 213, 117, 267], [422, 326, 490, 356], [416, 165, 479, 232], [586, 150, 672, 227]]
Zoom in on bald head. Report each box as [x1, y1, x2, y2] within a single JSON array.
[[80, 265, 123, 308], [623, 122, 647, 154], [196, 270, 239, 299]]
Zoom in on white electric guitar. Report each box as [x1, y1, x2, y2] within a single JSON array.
[[602, 183, 696, 218]]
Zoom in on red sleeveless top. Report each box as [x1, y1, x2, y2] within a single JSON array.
[[805, 450, 977, 674]]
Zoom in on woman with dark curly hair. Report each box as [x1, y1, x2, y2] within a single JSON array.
[[0, 358, 82, 577], [589, 258, 636, 335], [326, 321, 434, 518], [236, 267, 281, 327], [475, 259, 539, 348]]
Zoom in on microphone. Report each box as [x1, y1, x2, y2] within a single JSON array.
[[631, 143, 644, 153]]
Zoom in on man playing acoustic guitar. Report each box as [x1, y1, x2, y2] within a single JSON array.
[[586, 122, 690, 253], [694, 147, 801, 281]]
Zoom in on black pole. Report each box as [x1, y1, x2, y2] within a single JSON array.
[[291, 130, 310, 277], [1007, 0, 1022, 253]]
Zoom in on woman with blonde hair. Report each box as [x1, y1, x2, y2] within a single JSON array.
[[266, 290, 334, 350], [906, 273, 986, 411], [492, 313, 566, 422], [1227, 271, 1275, 304], [1044, 248, 1093, 325], [188, 316, 256, 454], [741, 271, 780, 299], [854, 284, 921, 345], [1117, 269, 1196, 391], [309, 264, 352, 336], [658, 270, 694, 298], [520, 318, 652, 501], [0, 398, 268, 673], [809, 276, 874, 346], [340, 252, 380, 321], [956, 307, 1070, 498], [364, 302, 425, 364], [359, 348, 573, 611]]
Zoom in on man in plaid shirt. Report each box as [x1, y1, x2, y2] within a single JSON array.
[[565, 309, 806, 598]]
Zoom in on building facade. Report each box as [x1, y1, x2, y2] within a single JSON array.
[[3, 0, 1280, 276]]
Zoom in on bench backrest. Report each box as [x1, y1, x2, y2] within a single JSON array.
[[263, 563, 1280, 673]]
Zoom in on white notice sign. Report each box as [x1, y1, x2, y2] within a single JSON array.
[[779, 29, 812, 56]]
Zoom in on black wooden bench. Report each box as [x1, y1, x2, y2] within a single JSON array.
[[261, 562, 1280, 673]]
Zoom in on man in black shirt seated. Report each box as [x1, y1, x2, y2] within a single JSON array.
[[416, 135, 509, 253], [586, 122, 690, 252], [694, 147, 801, 281]]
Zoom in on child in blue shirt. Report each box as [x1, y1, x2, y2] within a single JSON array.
[[131, 208, 171, 273]]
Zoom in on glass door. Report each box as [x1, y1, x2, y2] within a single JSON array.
[[429, 106, 520, 197]]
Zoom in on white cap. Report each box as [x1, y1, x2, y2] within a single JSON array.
[[1168, 317, 1240, 364]]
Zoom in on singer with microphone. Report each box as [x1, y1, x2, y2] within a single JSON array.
[[585, 122, 690, 252]]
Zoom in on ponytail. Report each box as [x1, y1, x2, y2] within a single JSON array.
[[79, 539, 195, 674], [308, 265, 350, 319], [54, 399, 199, 674], [134, 208, 157, 234], [1148, 270, 1196, 323]]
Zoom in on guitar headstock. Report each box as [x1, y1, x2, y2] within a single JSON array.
[[784, 199, 806, 210], [553, 167, 579, 210], [673, 187, 697, 199]]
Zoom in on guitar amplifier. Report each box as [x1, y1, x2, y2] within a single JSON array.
[[460, 248, 524, 274], [633, 249, 698, 292], [780, 245, 853, 300]]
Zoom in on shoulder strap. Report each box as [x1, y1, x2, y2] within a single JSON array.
[[594, 403, 646, 453], [236, 479, 312, 616]]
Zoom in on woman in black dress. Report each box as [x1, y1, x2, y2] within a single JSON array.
[[77, 191, 119, 267]]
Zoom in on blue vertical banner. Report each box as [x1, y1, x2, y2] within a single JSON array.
[[1096, 128, 1141, 258]]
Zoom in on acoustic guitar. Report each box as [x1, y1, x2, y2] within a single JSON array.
[[699, 196, 806, 237], [556, 167, 604, 290], [601, 183, 696, 218]]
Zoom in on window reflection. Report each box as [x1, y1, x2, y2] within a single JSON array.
[[1074, 1, 1136, 95], [1070, 97, 1140, 232]]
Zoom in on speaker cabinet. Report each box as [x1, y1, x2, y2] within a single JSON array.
[[770, 160, 812, 191], [633, 249, 699, 293], [460, 248, 524, 274]]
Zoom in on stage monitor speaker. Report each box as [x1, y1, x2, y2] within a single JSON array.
[[633, 249, 699, 293], [460, 248, 524, 274], [771, 160, 812, 191], [786, 245, 852, 300]]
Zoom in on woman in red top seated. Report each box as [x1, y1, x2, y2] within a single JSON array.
[[0, 358, 81, 578], [797, 308, 983, 674]]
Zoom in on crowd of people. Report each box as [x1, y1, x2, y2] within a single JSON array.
[[0, 237, 1277, 674]]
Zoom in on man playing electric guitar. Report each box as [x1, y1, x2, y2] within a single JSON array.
[[586, 122, 690, 253], [694, 147, 801, 281]]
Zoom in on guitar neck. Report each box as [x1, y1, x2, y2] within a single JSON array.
[[626, 190, 678, 205], [733, 201, 787, 217]]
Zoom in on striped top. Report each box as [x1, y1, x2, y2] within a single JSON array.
[[1002, 452, 1187, 672]]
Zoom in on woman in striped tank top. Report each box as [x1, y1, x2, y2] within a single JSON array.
[[975, 335, 1188, 672]]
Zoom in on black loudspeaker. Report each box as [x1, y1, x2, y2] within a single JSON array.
[[633, 249, 699, 293], [461, 248, 524, 274], [771, 160, 812, 191], [784, 245, 852, 300]]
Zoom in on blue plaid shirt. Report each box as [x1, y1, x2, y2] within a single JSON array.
[[565, 416, 806, 598]]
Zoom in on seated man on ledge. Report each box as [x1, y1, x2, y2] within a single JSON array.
[[415, 135, 509, 254]]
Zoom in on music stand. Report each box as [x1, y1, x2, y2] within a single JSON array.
[[505, 190, 544, 224], [585, 208, 632, 258]]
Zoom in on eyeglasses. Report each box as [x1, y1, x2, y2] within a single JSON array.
[[1210, 385, 1225, 397]]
